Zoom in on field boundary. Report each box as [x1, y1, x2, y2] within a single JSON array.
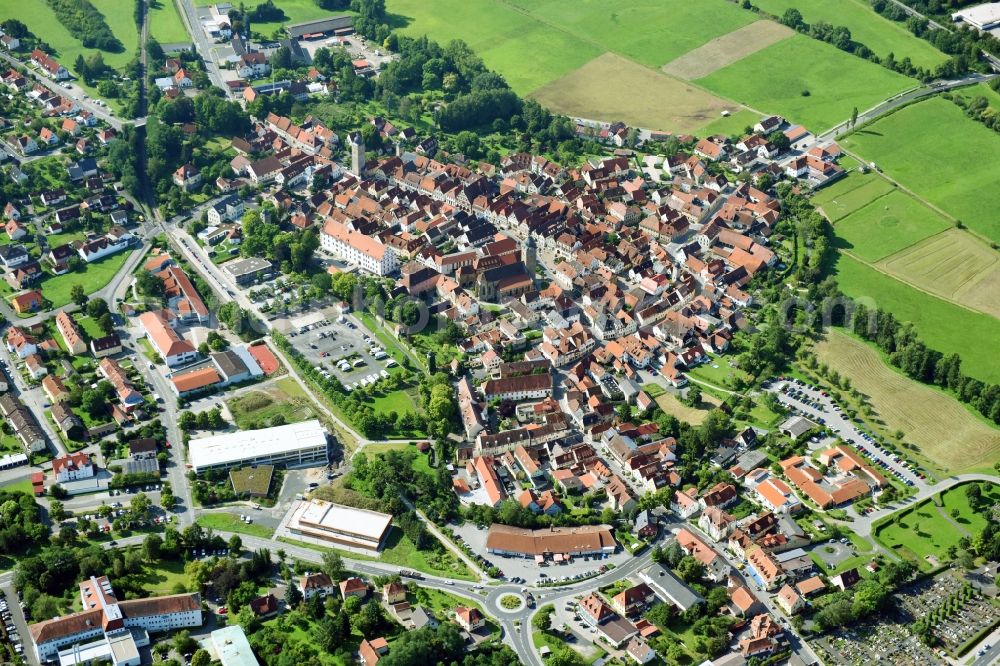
[[813, 330, 1000, 475], [662, 20, 794, 80]]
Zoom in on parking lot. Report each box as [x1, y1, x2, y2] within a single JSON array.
[[282, 312, 398, 390], [449, 522, 633, 585], [765, 379, 926, 488]]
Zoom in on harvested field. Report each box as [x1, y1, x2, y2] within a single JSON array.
[[813, 330, 1000, 474], [662, 20, 793, 80], [532, 52, 740, 133], [654, 390, 723, 425], [879, 229, 1000, 320]]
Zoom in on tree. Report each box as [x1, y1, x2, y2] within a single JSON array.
[[684, 386, 702, 407], [284, 582, 303, 608], [70, 284, 87, 307], [851, 106, 859, 128], [86, 298, 110, 319], [322, 551, 345, 580], [48, 500, 67, 521], [228, 534, 242, 555], [676, 555, 705, 583], [532, 604, 554, 631], [190, 649, 211, 666], [143, 533, 163, 561]]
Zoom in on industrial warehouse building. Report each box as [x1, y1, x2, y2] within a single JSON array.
[[188, 419, 328, 472], [286, 499, 393, 552]]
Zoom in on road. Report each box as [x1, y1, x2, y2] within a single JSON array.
[[0, 52, 124, 129], [173, 0, 230, 96], [819, 73, 996, 142], [765, 380, 926, 488]]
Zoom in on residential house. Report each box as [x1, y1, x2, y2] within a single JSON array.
[[300, 573, 335, 600], [52, 452, 95, 483], [339, 577, 368, 600], [454, 606, 484, 632]]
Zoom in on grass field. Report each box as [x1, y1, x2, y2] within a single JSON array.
[[813, 171, 896, 221], [149, 0, 190, 44], [227, 380, 317, 430], [699, 108, 764, 137], [42, 250, 132, 308], [939, 481, 1000, 534], [530, 53, 738, 133], [813, 330, 1000, 474], [0, 1, 138, 70], [747, 0, 948, 69], [653, 390, 723, 425], [662, 20, 793, 80], [834, 190, 951, 261], [196, 512, 276, 538], [697, 34, 913, 132], [842, 97, 1000, 243], [387, 0, 599, 94], [879, 229, 1000, 320], [874, 482, 998, 568], [830, 253, 1000, 384], [502, 0, 758, 67]]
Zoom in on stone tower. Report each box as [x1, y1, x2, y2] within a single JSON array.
[[349, 131, 366, 176], [522, 235, 537, 278]]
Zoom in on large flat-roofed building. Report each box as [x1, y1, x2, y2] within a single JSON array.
[[485, 524, 617, 559], [953, 2, 1000, 31], [223, 257, 273, 285], [287, 499, 393, 552], [285, 15, 353, 39], [211, 626, 258, 666], [30, 576, 201, 663], [188, 419, 328, 472]]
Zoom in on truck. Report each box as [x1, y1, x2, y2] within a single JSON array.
[[400, 570, 423, 580]]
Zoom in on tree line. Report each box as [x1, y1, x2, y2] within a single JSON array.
[[849, 302, 1000, 423], [46, 0, 124, 52], [871, 0, 1000, 77]]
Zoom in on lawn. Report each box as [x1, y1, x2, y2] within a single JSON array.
[[282, 525, 475, 580], [697, 34, 914, 133], [813, 330, 1000, 474], [829, 253, 1000, 384], [0, 478, 35, 496], [939, 481, 1000, 534], [873, 484, 997, 569], [841, 96, 1000, 243], [747, 0, 947, 69], [76, 316, 105, 340], [195, 512, 276, 539], [140, 557, 191, 594], [42, 250, 133, 308], [653, 390, 722, 425], [834, 189, 951, 262], [686, 357, 751, 389], [149, 0, 190, 45]]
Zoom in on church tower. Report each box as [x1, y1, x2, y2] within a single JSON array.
[[349, 132, 366, 176], [522, 235, 537, 278]]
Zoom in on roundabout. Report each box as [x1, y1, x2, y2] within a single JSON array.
[[495, 592, 526, 614]]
